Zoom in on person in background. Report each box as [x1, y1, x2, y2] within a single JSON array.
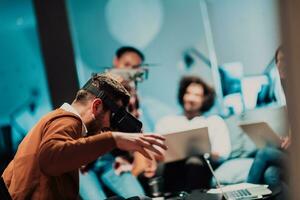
[[1, 73, 166, 200], [155, 75, 231, 192], [275, 46, 287, 85], [80, 47, 155, 199], [112, 46, 144, 119], [247, 46, 290, 193], [112, 47, 157, 178], [275, 46, 290, 150], [272, 46, 287, 106]]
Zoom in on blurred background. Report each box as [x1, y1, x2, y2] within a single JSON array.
[[0, 0, 285, 176]]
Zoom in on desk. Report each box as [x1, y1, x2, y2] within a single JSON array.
[[158, 186, 284, 200], [122, 185, 285, 200], [186, 191, 222, 200], [185, 186, 283, 200]]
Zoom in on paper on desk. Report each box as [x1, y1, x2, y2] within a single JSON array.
[[207, 183, 268, 194]]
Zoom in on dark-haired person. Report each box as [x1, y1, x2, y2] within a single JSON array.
[[79, 47, 154, 199], [275, 46, 286, 81], [112, 46, 144, 119], [0, 73, 166, 200], [272, 46, 287, 106], [155, 75, 231, 192], [274, 46, 290, 150], [113, 46, 145, 69], [247, 47, 290, 195]]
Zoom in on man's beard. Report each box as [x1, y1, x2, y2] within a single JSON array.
[[184, 103, 201, 119], [86, 114, 110, 136], [184, 103, 200, 114]]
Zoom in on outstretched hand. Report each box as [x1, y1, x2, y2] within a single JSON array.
[[112, 132, 167, 159]]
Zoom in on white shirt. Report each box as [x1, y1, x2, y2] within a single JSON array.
[[155, 115, 231, 159], [60, 103, 88, 136]]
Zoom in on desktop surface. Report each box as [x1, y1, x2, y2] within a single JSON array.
[[150, 185, 283, 200]]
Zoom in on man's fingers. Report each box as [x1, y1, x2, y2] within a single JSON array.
[[137, 146, 152, 160], [145, 144, 164, 156], [144, 134, 166, 141], [137, 139, 165, 157], [141, 136, 167, 150]]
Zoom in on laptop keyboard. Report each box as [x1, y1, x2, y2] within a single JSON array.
[[226, 189, 253, 199]]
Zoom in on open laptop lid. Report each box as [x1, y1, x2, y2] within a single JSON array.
[[239, 106, 289, 137], [163, 127, 211, 163], [239, 122, 281, 148]]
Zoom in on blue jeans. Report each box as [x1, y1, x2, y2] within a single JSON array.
[[247, 147, 287, 187], [80, 171, 107, 200], [80, 154, 145, 199]]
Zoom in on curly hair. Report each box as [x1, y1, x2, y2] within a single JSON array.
[[178, 75, 215, 112]]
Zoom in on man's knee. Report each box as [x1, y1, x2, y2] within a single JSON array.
[[264, 166, 281, 186]]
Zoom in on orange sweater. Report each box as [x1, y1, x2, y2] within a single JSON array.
[[2, 108, 116, 200]]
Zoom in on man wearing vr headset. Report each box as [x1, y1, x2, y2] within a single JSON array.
[[1, 73, 166, 200], [79, 47, 155, 199]]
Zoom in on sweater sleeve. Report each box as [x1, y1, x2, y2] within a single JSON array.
[[38, 116, 116, 176], [207, 115, 232, 159]]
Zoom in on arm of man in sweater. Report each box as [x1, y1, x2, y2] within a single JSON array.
[[38, 116, 166, 176], [38, 116, 116, 176]]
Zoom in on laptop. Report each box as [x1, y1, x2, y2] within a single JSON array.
[[238, 106, 289, 138], [239, 121, 282, 149], [204, 154, 272, 200], [163, 127, 211, 163]]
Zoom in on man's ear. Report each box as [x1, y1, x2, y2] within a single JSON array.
[[92, 98, 104, 115], [113, 57, 119, 68]]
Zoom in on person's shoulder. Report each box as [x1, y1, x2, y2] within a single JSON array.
[[155, 115, 184, 132], [206, 114, 225, 124], [44, 109, 83, 129], [157, 115, 184, 125], [46, 108, 80, 120]]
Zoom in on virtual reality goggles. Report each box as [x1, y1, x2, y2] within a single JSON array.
[[82, 76, 143, 133]]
